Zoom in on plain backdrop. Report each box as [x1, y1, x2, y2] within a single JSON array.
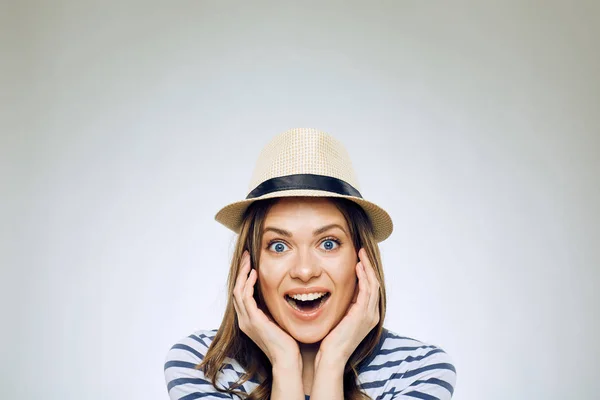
[[1, 1, 599, 399]]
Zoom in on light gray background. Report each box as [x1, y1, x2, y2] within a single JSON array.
[[1, 1, 598, 399]]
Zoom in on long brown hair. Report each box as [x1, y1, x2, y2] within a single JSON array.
[[197, 196, 387, 400]]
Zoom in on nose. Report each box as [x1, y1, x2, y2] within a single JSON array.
[[289, 249, 322, 282]]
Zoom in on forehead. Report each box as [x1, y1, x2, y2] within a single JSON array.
[[264, 197, 347, 226]]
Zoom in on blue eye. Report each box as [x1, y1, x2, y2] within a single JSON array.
[[268, 241, 289, 253], [320, 239, 340, 251]]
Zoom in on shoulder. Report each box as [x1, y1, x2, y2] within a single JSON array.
[[164, 328, 218, 366], [166, 328, 219, 353], [164, 329, 250, 400], [358, 327, 457, 399]]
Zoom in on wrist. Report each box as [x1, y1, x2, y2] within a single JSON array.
[[315, 351, 346, 373], [271, 355, 304, 400], [272, 352, 303, 373]]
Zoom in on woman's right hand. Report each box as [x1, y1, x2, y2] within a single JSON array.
[[232, 250, 301, 369]]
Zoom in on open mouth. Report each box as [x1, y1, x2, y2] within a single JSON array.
[[284, 292, 331, 313]]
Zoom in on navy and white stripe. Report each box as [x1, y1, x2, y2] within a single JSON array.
[[164, 328, 456, 400]]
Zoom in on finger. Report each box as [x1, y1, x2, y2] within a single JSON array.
[[233, 252, 251, 320], [358, 248, 374, 285], [359, 249, 380, 315], [242, 268, 262, 319], [355, 262, 371, 308], [233, 294, 248, 325], [234, 251, 251, 290], [351, 281, 359, 303], [232, 298, 245, 326]]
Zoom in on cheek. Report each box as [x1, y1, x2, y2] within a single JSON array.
[[343, 270, 358, 297], [257, 263, 283, 298], [343, 259, 359, 293], [329, 261, 358, 295]]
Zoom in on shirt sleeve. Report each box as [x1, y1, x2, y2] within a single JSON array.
[[390, 346, 457, 400], [164, 333, 234, 400]]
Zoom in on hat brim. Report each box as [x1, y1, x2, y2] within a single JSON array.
[[214, 189, 393, 242]]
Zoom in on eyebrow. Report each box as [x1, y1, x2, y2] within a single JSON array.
[[263, 223, 348, 238]]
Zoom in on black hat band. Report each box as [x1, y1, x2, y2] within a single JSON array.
[[246, 173, 363, 199]]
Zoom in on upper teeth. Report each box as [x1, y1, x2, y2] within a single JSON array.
[[289, 292, 328, 301]]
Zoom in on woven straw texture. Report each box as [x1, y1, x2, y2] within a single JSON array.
[[215, 128, 393, 242]]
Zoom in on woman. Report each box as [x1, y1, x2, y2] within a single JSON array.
[[164, 128, 456, 399]]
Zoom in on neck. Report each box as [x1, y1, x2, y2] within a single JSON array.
[[299, 340, 320, 367], [298, 340, 321, 397]]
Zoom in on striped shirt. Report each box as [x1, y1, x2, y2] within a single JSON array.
[[164, 327, 456, 400]]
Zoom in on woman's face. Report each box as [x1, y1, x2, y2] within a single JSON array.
[[257, 197, 358, 344]]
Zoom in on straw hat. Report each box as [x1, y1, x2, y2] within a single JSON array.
[[214, 128, 393, 242]]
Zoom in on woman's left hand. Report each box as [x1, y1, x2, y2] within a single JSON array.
[[316, 247, 381, 368]]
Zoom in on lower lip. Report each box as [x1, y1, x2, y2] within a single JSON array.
[[285, 295, 331, 321]]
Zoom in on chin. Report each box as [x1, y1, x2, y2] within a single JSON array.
[[285, 322, 331, 344]]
